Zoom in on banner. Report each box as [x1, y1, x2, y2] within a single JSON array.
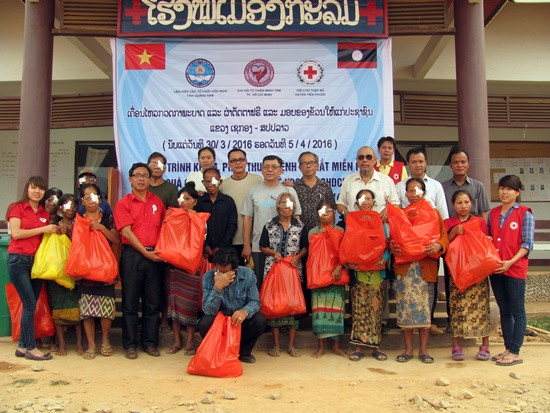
[[113, 38, 394, 197]]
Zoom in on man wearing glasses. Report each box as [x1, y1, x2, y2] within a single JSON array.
[[220, 149, 263, 264], [337, 146, 399, 222], [241, 155, 302, 288], [114, 163, 166, 359]]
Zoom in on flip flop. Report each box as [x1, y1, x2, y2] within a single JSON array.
[[268, 347, 280, 357], [287, 348, 302, 358], [100, 345, 113, 356], [476, 345, 490, 361], [396, 353, 413, 363], [348, 351, 365, 362], [491, 350, 509, 362], [184, 347, 196, 356], [166, 345, 181, 355], [451, 346, 465, 361], [82, 350, 96, 360], [496, 356, 523, 366], [418, 354, 434, 364], [372, 351, 387, 361]]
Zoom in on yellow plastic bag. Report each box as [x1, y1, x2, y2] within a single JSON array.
[[31, 233, 75, 290]]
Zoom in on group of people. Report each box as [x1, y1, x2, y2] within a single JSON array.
[[6, 137, 534, 368]]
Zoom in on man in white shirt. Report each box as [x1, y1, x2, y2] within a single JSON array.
[[395, 148, 449, 220], [336, 146, 399, 222]]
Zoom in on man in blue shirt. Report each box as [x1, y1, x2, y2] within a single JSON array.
[[199, 248, 266, 363]]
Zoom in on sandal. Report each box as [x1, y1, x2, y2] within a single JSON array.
[[100, 345, 113, 357], [496, 356, 523, 366], [451, 346, 465, 361], [166, 345, 181, 355], [268, 347, 280, 357], [287, 348, 302, 358], [491, 350, 509, 362], [476, 345, 490, 361], [396, 353, 413, 363], [418, 354, 434, 364], [82, 350, 96, 360], [184, 347, 196, 356], [348, 351, 365, 362], [372, 351, 387, 361]]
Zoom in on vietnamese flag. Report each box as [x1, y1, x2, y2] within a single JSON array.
[[125, 43, 165, 70], [337, 42, 377, 69]]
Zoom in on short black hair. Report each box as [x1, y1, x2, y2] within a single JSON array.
[[79, 183, 102, 199], [405, 177, 426, 193], [263, 155, 283, 167], [202, 167, 221, 178], [498, 174, 522, 192], [449, 148, 469, 162], [355, 189, 376, 201], [212, 247, 240, 270], [228, 148, 247, 159], [377, 136, 396, 150], [129, 162, 152, 177], [148, 152, 167, 165], [178, 182, 198, 201], [406, 147, 427, 162], [451, 189, 472, 204]]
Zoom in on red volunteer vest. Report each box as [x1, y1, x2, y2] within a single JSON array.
[[490, 205, 531, 280], [375, 160, 405, 184]]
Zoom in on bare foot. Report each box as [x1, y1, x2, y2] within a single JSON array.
[[332, 348, 349, 358], [311, 348, 325, 358], [56, 346, 67, 356], [76, 345, 85, 356], [48, 342, 57, 352]]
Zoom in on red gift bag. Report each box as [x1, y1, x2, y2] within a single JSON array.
[[6, 283, 55, 342], [387, 200, 441, 264], [65, 214, 118, 283], [187, 312, 242, 378], [156, 208, 210, 274], [307, 229, 350, 289], [445, 218, 501, 292], [197, 257, 216, 311], [260, 255, 306, 318], [339, 210, 386, 270]]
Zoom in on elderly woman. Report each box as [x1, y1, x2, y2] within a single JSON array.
[[6, 176, 58, 360], [390, 178, 448, 364], [260, 192, 307, 357], [308, 199, 347, 359], [166, 183, 202, 355], [348, 189, 390, 362], [78, 184, 120, 360], [444, 189, 490, 361]]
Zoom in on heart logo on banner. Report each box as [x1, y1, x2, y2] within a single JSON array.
[[251, 65, 267, 81]]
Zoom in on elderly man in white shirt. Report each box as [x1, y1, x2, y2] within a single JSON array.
[[396, 148, 449, 220], [336, 146, 399, 222]]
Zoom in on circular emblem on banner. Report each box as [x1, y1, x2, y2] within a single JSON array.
[[297, 60, 324, 86], [393, 173, 400, 181], [185, 59, 215, 88], [244, 59, 274, 87], [510, 221, 519, 230]]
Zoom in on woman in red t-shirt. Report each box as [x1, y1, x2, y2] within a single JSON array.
[[6, 176, 58, 361]]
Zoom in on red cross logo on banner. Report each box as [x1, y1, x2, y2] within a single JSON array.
[[125, 0, 148, 25], [359, 0, 383, 25]]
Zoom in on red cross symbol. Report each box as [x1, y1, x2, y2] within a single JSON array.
[[125, 0, 148, 25], [303, 66, 318, 79], [359, 0, 383, 25]]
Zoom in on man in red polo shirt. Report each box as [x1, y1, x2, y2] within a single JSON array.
[[114, 163, 166, 359]]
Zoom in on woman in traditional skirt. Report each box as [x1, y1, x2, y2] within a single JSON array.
[[390, 178, 449, 364], [78, 184, 120, 359], [444, 189, 491, 361], [347, 190, 390, 362], [308, 199, 348, 358], [260, 193, 308, 357], [48, 194, 83, 356], [166, 183, 202, 355]]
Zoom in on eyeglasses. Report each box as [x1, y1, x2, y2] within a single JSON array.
[[299, 161, 318, 167], [229, 157, 246, 164], [131, 173, 150, 179], [262, 165, 281, 171], [357, 154, 374, 161]]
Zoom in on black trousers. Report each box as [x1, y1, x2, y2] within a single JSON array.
[[251, 252, 266, 291], [120, 246, 164, 350], [197, 312, 267, 357]]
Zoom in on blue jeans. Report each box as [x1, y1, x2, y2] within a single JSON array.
[[8, 253, 43, 350], [490, 274, 526, 355]]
